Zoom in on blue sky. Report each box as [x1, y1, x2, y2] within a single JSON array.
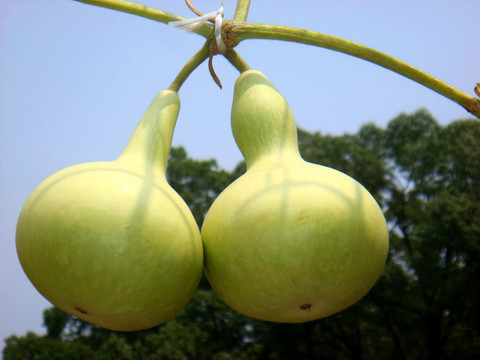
[[1, 0, 479, 345]]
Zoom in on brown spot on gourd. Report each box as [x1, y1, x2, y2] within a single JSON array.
[[300, 303, 312, 310], [75, 306, 88, 314]]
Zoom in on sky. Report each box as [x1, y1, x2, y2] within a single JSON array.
[[1, 0, 479, 348]]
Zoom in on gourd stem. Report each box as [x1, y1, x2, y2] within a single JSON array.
[[223, 22, 480, 119], [233, 0, 251, 22], [224, 49, 250, 73], [169, 41, 211, 92], [73, 0, 214, 38]]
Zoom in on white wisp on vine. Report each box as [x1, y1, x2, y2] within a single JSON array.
[[169, 0, 226, 54]]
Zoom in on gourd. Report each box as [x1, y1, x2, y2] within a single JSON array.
[[16, 90, 203, 331], [201, 70, 389, 323]]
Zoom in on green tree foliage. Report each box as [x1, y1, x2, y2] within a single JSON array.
[[4, 111, 480, 359], [166, 146, 233, 227]]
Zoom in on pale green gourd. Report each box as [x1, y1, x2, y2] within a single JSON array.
[[201, 70, 389, 323], [16, 90, 203, 331]]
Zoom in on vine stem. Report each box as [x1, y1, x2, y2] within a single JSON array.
[[224, 49, 250, 73], [233, 0, 251, 22], [169, 41, 211, 92], [223, 22, 480, 118], [73, 0, 214, 38], [75, 0, 480, 119]]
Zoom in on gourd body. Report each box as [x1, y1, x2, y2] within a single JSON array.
[[201, 71, 389, 323], [16, 90, 203, 331]]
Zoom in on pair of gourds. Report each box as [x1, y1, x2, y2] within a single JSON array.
[[16, 70, 389, 331]]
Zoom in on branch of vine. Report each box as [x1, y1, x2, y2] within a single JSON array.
[[74, 0, 480, 119]]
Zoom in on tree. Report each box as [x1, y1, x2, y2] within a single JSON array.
[[367, 110, 480, 359]]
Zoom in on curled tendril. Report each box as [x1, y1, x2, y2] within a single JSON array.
[[185, 0, 206, 19]]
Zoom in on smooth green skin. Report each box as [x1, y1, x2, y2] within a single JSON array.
[[16, 90, 203, 331], [201, 71, 389, 323]]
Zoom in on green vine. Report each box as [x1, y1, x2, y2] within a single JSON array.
[[233, 0, 250, 22], [74, 0, 214, 38], [74, 0, 480, 119], [168, 41, 211, 92], [223, 22, 480, 118], [224, 49, 250, 74]]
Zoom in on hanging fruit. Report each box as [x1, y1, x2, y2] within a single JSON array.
[[16, 90, 203, 331], [201, 70, 389, 323]]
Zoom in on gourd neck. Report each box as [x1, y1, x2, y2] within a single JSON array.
[[117, 90, 180, 177], [231, 70, 301, 169]]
